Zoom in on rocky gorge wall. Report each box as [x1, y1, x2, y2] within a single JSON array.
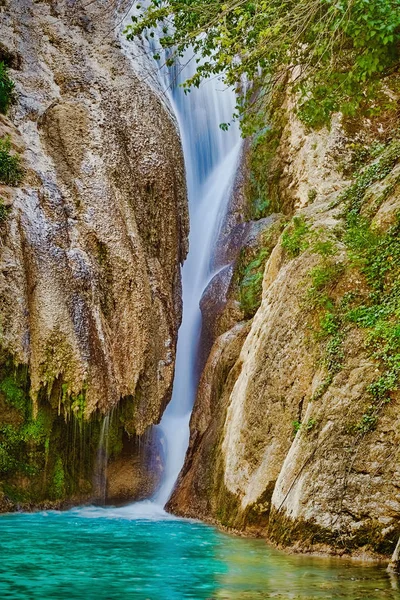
[[0, 0, 188, 509], [168, 88, 400, 560]]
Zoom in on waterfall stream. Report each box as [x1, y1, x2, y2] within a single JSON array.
[[154, 65, 241, 506], [120, 23, 242, 512], [96, 414, 111, 504]]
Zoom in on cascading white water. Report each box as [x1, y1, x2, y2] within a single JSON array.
[[96, 414, 111, 504], [119, 22, 242, 514], [153, 60, 241, 506]]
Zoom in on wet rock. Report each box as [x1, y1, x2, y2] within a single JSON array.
[[107, 428, 164, 504], [167, 322, 251, 518], [0, 0, 188, 428], [0, 0, 188, 508], [198, 214, 283, 373], [172, 90, 400, 559]]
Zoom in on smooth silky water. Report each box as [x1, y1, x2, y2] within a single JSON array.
[[0, 508, 398, 599], [1, 20, 399, 600]]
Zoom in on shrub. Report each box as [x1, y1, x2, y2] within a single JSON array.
[[0, 136, 23, 185], [282, 216, 311, 258], [0, 198, 10, 222], [0, 61, 14, 114], [239, 248, 270, 318]]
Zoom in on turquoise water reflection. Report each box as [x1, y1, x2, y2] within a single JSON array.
[[0, 506, 399, 599]]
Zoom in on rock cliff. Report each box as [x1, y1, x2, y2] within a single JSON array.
[[169, 88, 400, 560], [0, 0, 188, 508]]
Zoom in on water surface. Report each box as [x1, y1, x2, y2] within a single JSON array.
[[0, 506, 399, 599]]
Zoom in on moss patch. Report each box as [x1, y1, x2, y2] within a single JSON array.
[[268, 509, 400, 555], [301, 136, 400, 436], [234, 221, 283, 319], [0, 350, 98, 507], [244, 85, 289, 219], [237, 247, 270, 318]]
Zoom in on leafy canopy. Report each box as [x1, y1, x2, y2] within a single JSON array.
[[126, 0, 400, 130]]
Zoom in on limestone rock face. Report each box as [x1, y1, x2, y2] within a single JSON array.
[[106, 428, 164, 503], [0, 0, 188, 426], [0, 0, 188, 507], [168, 322, 251, 519], [170, 93, 400, 558]]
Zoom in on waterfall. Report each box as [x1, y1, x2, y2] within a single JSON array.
[[95, 414, 111, 504], [120, 22, 242, 511], [153, 58, 241, 506]]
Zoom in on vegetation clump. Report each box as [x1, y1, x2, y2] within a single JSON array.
[[235, 222, 283, 318], [301, 136, 400, 434], [292, 417, 317, 436], [0, 136, 23, 186], [50, 456, 65, 500], [246, 113, 285, 217], [0, 198, 10, 222], [238, 247, 270, 318], [127, 0, 400, 131], [0, 61, 14, 115], [281, 216, 311, 258]]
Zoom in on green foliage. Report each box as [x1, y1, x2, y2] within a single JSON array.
[[304, 417, 317, 431], [0, 425, 20, 474], [251, 197, 270, 221], [0, 375, 27, 413], [239, 247, 270, 318], [50, 456, 65, 500], [0, 409, 51, 475], [345, 218, 400, 406], [281, 216, 311, 258], [0, 61, 14, 115], [319, 312, 339, 337], [246, 120, 284, 217], [0, 198, 10, 222], [21, 411, 52, 444], [71, 393, 86, 420], [339, 140, 400, 217], [323, 331, 345, 375], [307, 262, 343, 310], [62, 384, 87, 421], [126, 0, 400, 130], [0, 353, 135, 505], [305, 136, 400, 433], [292, 417, 317, 435], [346, 141, 387, 174], [308, 189, 317, 203], [292, 420, 302, 435], [354, 405, 379, 434], [107, 417, 124, 458], [311, 376, 333, 402], [312, 239, 336, 258], [0, 136, 23, 186]]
